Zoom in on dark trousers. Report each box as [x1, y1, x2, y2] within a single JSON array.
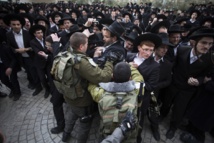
[[9, 67, 21, 95], [36, 64, 52, 90], [50, 80, 65, 128], [22, 57, 40, 88]]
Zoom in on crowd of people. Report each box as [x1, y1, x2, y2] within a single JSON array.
[[0, 1, 214, 143]]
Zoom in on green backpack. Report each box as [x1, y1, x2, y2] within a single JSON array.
[[51, 51, 85, 100], [98, 90, 138, 136]]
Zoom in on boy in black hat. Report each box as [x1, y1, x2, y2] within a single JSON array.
[[29, 25, 52, 99]]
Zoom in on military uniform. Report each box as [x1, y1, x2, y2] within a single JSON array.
[[88, 66, 143, 143], [63, 50, 113, 143]]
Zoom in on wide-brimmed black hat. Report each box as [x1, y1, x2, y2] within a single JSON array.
[[124, 31, 138, 42], [19, 13, 34, 26], [181, 23, 192, 32], [188, 27, 214, 40], [70, 9, 80, 18], [29, 25, 46, 36], [58, 16, 76, 25], [99, 18, 114, 26], [168, 24, 184, 33], [14, 4, 29, 13], [102, 21, 125, 40], [150, 20, 170, 33], [135, 33, 162, 48], [35, 16, 50, 27], [93, 12, 105, 19], [174, 17, 189, 25], [51, 12, 63, 23], [3, 14, 26, 26], [157, 14, 167, 21], [199, 17, 214, 27], [122, 12, 132, 19], [158, 33, 174, 46]]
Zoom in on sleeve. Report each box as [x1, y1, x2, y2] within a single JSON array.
[[101, 128, 124, 143], [78, 58, 113, 84], [30, 40, 40, 54], [130, 66, 144, 83], [88, 83, 105, 103], [144, 66, 160, 91]]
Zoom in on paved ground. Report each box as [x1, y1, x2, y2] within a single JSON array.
[[0, 70, 213, 143]]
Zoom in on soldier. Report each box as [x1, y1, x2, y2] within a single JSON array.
[[61, 32, 123, 142]]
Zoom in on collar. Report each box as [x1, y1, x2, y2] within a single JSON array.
[[36, 37, 44, 42], [13, 29, 23, 35], [153, 53, 164, 63], [105, 41, 118, 49], [99, 81, 136, 92], [190, 48, 202, 59]]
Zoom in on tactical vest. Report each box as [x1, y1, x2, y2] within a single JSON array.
[[98, 90, 138, 142], [51, 51, 87, 100]]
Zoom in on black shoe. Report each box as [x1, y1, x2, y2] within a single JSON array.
[[151, 127, 160, 141], [0, 91, 7, 98], [28, 83, 35, 90], [8, 91, 14, 98], [13, 94, 21, 101], [51, 126, 64, 134], [32, 86, 43, 96], [44, 90, 50, 98], [62, 132, 70, 142], [166, 128, 176, 139], [180, 132, 202, 143]]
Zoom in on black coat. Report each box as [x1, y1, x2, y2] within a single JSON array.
[[187, 66, 214, 131], [30, 38, 53, 69], [94, 41, 126, 68]]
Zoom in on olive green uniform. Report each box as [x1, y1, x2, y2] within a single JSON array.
[[64, 50, 113, 143]]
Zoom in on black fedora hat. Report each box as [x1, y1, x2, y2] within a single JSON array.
[[158, 33, 174, 46], [188, 27, 214, 40], [150, 20, 170, 33], [102, 21, 126, 40], [122, 12, 132, 19], [124, 31, 138, 42], [93, 11, 105, 19], [14, 4, 29, 13], [99, 18, 114, 26], [29, 24, 46, 36], [35, 16, 50, 27], [58, 16, 76, 25], [199, 17, 214, 27], [51, 12, 63, 23], [181, 23, 192, 32], [135, 33, 162, 48], [168, 24, 184, 33], [174, 17, 189, 25], [3, 14, 26, 26], [19, 13, 34, 26]]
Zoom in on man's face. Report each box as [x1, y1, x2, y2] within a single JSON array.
[[169, 33, 181, 45], [63, 20, 73, 30], [191, 12, 198, 19], [38, 20, 46, 27], [195, 37, 213, 54], [54, 15, 61, 24], [10, 20, 22, 33], [155, 44, 168, 58], [125, 40, 134, 51], [103, 30, 114, 46], [24, 18, 31, 30], [124, 15, 130, 23], [34, 30, 43, 40], [138, 44, 154, 59], [71, 12, 77, 19]]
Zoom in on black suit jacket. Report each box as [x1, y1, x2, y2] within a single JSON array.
[[172, 46, 212, 90], [94, 41, 126, 68], [127, 54, 160, 92], [6, 29, 33, 66], [30, 38, 53, 69]]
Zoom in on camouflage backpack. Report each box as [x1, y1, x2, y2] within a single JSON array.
[[51, 51, 85, 100], [98, 90, 138, 140]]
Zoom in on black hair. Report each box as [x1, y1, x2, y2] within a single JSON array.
[[113, 62, 131, 83]]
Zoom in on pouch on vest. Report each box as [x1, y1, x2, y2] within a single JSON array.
[[51, 51, 85, 100], [98, 91, 138, 135]]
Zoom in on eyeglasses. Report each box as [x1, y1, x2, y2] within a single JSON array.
[[198, 41, 213, 47]]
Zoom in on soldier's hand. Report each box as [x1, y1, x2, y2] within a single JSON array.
[[106, 52, 124, 64], [119, 111, 136, 136]]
